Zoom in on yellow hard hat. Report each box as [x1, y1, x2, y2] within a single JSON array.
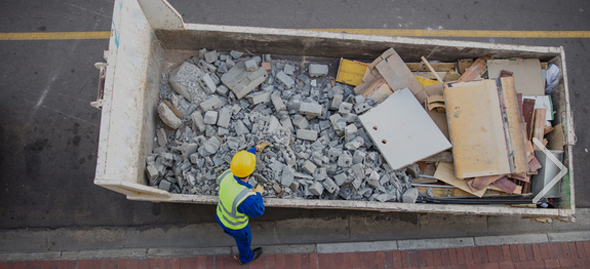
[[230, 150, 256, 178]]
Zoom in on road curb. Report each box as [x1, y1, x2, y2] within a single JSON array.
[[2, 230, 590, 262]]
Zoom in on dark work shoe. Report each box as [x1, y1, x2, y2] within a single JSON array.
[[238, 247, 263, 265]]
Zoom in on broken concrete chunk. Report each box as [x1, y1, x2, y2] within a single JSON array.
[[322, 177, 339, 193], [230, 50, 243, 59], [169, 62, 203, 100], [200, 95, 222, 112], [234, 120, 250, 135], [276, 71, 295, 89], [337, 152, 353, 168], [204, 50, 218, 63], [244, 59, 258, 72], [271, 91, 287, 112], [158, 102, 182, 129], [297, 129, 318, 141], [190, 111, 206, 133], [198, 60, 217, 73], [302, 160, 317, 175], [299, 102, 323, 117], [309, 181, 324, 196], [354, 95, 365, 104], [156, 128, 167, 147], [309, 64, 329, 77], [203, 111, 218, 125], [402, 188, 419, 203], [281, 116, 294, 133], [284, 64, 295, 76], [146, 164, 159, 182], [354, 103, 372, 114], [292, 116, 309, 129], [159, 180, 171, 191], [313, 167, 327, 181], [216, 85, 229, 96], [334, 173, 348, 186], [222, 59, 269, 99], [216, 107, 231, 128], [281, 165, 295, 188]]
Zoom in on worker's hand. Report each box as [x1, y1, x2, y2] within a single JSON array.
[[256, 141, 272, 152], [253, 184, 265, 195]]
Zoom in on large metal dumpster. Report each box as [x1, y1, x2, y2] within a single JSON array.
[[94, 0, 576, 221]]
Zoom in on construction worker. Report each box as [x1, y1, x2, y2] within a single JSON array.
[[215, 141, 271, 265]]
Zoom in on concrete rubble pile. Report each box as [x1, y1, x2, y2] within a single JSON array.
[[145, 48, 419, 203]]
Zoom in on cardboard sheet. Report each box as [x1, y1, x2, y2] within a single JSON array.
[[433, 162, 486, 197], [359, 88, 451, 170], [488, 59, 544, 96]]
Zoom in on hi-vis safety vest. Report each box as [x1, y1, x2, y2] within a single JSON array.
[[216, 169, 257, 230]]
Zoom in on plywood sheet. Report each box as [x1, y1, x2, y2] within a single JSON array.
[[359, 88, 451, 170], [433, 162, 486, 197], [444, 79, 511, 178], [488, 59, 544, 96]]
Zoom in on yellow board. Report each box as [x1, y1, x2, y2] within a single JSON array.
[[415, 76, 441, 87], [336, 58, 369, 86]]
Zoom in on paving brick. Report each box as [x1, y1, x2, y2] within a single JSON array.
[[552, 242, 564, 259], [148, 258, 165, 269], [346, 252, 360, 269], [275, 254, 285, 268], [77, 259, 93, 269], [170, 258, 181, 269], [221, 256, 233, 269], [376, 251, 386, 269], [448, 248, 458, 265], [456, 248, 467, 265], [180, 257, 197, 269], [486, 246, 497, 262], [360, 252, 377, 269], [493, 246, 505, 262], [514, 260, 545, 268], [558, 258, 575, 268], [401, 251, 411, 268], [501, 245, 512, 262], [574, 258, 590, 267], [561, 242, 572, 259], [575, 242, 587, 258], [470, 247, 481, 264], [418, 250, 428, 267], [319, 253, 336, 269], [568, 242, 579, 259], [584, 242, 590, 257], [49, 261, 60, 269], [478, 247, 489, 263], [267, 254, 276, 269], [545, 243, 558, 260], [292, 254, 302, 269], [441, 249, 451, 266], [284, 254, 294, 269], [301, 254, 310, 269], [530, 244, 542, 261], [392, 251, 403, 269], [523, 245, 534, 261], [516, 245, 527, 261], [543, 259, 560, 268], [309, 253, 319, 269], [498, 261, 515, 269], [408, 250, 419, 268]]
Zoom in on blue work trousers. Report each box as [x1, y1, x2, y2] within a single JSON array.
[[220, 223, 254, 263]]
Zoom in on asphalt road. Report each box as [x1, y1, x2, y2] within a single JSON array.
[[0, 0, 589, 231]]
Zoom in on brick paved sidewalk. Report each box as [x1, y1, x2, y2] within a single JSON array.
[[2, 241, 589, 269]]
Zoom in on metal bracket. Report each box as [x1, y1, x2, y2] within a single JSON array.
[[91, 62, 107, 110]]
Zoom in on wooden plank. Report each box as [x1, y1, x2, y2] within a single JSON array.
[[412, 177, 439, 184], [421, 56, 444, 82], [547, 124, 566, 150], [406, 62, 456, 72], [457, 59, 474, 74], [532, 108, 547, 149], [522, 99, 536, 138], [420, 151, 453, 162], [359, 88, 451, 170], [493, 177, 517, 194], [499, 77, 528, 174], [511, 172, 531, 183], [444, 80, 511, 178], [433, 162, 486, 197], [457, 58, 487, 82]]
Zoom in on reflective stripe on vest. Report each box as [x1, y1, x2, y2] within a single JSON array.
[[216, 169, 256, 230]]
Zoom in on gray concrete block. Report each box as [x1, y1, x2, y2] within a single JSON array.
[[354, 95, 366, 104], [226, 58, 236, 69], [299, 102, 323, 117], [248, 90, 272, 105], [334, 173, 348, 186], [354, 102, 372, 114], [292, 116, 309, 129], [281, 165, 294, 188], [271, 91, 287, 112], [146, 165, 159, 182], [337, 153, 353, 168], [281, 116, 294, 133], [190, 111, 206, 133], [338, 102, 353, 115], [168, 62, 203, 100], [297, 129, 318, 141], [222, 59, 268, 99], [156, 128, 167, 147], [216, 107, 231, 128], [302, 160, 317, 175], [284, 64, 295, 76], [313, 167, 327, 181], [198, 73, 216, 94], [308, 64, 329, 77], [276, 71, 295, 89], [244, 59, 258, 72], [266, 115, 282, 133], [216, 85, 229, 96], [159, 180, 171, 191], [199, 96, 222, 111], [309, 181, 324, 196], [197, 60, 217, 73], [203, 111, 218, 125], [157, 103, 182, 129], [330, 94, 343, 110], [234, 120, 250, 135]]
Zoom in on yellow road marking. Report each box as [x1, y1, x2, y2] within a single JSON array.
[[1, 29, 590, 41], [307, 29, 590, 38], [0, 31, 110, 40]]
